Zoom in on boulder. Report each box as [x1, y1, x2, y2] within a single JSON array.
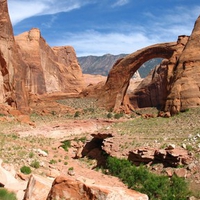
[[0, 159, 28, 200], [47, 175, 149, 200], [127, 147, 192, 167], [23, 174, 53, 200]]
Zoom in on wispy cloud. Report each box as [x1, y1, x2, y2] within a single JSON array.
[[52, 30, 158, 56], [112, 0, 129, 7], [8, 0, 200, 56], [8, 0, 92, 25], [51, 5, 200, 56]]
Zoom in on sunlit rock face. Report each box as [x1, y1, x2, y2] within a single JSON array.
[[165, 16, 200, 114], [0, 0, 28, 113], [15, 28, 84, 95]]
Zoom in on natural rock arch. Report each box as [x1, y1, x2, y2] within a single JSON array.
[[98, 42, 178, 112]]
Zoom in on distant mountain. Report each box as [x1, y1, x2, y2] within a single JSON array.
[[78, 54, 126, 76], [78, 54, 162, 78]]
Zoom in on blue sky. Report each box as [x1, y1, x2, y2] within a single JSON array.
[[7, 0, 200, 56]]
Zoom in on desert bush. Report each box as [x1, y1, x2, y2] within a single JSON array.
[[107, 112, 113, 119], [74, 136, 87, 143], [0, 189, 17, 200], [49, 159, 57, 164], [29, 152, 34, 158], [60, 140, 71, 151], [20, 165, 32, 174], [106, 156, 190, 200], [114, 112, 123, 119], [74, 111, 80, 118], [30, 160, 40, 169]]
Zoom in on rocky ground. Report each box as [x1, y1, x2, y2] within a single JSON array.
[[0, 97, 200, 199]]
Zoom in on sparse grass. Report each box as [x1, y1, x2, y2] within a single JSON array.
[[49, 159, 57, 164], [30, 160, 40, 169], [1, 98, 200, 198], [111, 107, 200, 149], [60, 140, 71, 152]]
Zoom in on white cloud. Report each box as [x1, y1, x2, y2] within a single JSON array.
[[7, 0, 91, 25], [52, 30, 158, 56], [112, 0, 129, 7]]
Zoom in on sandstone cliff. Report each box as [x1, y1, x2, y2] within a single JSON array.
[[15, 28, 84, 95], [0, 0, 28, 113], [165, 16, 200, 114]]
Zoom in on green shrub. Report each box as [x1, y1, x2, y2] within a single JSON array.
[[74, 111, 80, 118], [60, 140, 71, 151], [106, 156, 190, 200], [74, 136, 87, 143], [20, 166, 32, 174], [64, 161, 68, 165], [30, 160, 40, 169], [0, 189, 17, 200], [49, 159, 57, 164], [114, 112, 123, 119], [107, 112, 113, 119], [29, 152, 34, 158]]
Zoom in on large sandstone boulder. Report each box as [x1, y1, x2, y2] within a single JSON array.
[[47, 175, 149, 200], [0, 0, 28, 113], [15, 28, 84, 95], [23, 174, 53, 200]]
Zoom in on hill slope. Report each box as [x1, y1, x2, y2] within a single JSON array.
[[78, 54, 162, 78]]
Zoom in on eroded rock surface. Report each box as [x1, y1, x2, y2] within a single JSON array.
[[98, 42, 178, 112], [47, 175, 149, 200], [15, 28, 84, 95], [165, 16, 200, 114], [98, 19, 200, 114], [0, 0, 28, 112]]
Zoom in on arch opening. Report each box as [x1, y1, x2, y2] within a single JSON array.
[[127, 58, 163, 95], [98, 42, 177, 112]]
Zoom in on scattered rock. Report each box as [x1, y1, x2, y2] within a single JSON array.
[[174, 168, 188, 178], [35, 149, 48, 157], [23, 174, 53, 200]]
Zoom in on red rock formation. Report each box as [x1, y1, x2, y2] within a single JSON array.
[[98, 42, 178, 112], [165, 16, 200, 114], [47, 175, 149, 200], [0, 0, 28, 113], [129, 61, 169, 109], [15, 28, 84, 95], [98, 34, 191, 113]]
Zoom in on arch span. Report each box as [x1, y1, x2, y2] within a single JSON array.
[[98, 41, 178, 112]]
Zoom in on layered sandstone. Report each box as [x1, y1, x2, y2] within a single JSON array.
[[15, 28, 84, 95], [165, 16, 200, 114], [0, 0, 28, 112]]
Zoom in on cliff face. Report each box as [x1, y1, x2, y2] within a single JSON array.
[[164, 16, 200, 114], [15, 28, 84, 95], [0, 0, 28, 112], [0, 0, 84, 113]]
